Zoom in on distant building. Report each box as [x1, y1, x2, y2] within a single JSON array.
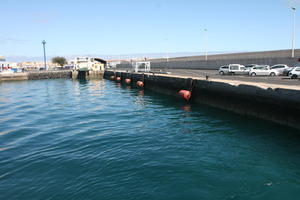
[[0, 56, 5, 61], [107, 60, 121, 68], [73, 57, 106, 71], [0, 61, 18, 71], [18, 61, 57, 71], [0, 56, 18, 71]]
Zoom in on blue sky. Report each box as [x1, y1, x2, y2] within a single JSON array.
[[0, 0, 299, 60]]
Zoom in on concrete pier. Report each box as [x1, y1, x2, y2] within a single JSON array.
[[0, 73, 28, 81], [72, 71, 104, 79], [0, 71, 72, 82], [104, 70, 300, 130]]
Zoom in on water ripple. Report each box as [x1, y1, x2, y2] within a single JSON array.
[[0, 79, 300, 200]]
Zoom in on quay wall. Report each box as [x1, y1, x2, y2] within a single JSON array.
[[116, 49, 300, 70], [0, 73, 28, 81], [104, 70, 300, 130], [28, 71, 72, 80], [0, 71, 104, 82], [71, 71, 104, 79]]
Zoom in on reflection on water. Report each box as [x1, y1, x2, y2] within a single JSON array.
[[182, 104, 192, 112]]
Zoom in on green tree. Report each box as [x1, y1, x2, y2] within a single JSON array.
[[52, 56, 67, 67]]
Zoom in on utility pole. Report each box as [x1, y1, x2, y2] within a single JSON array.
[[291, 7, 296, 58], [204, 29, 208, 61], [164, 38, 169, 62], [42, 40, 47, 70]]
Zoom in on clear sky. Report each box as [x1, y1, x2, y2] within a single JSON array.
[[0, 0, 299, 59]]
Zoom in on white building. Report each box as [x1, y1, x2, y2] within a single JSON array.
[[74, 57, 106, 71], [0, 56, 20, 72], [0, 55, 5, 61]]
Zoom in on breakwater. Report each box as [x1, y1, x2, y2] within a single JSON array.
[[104, 70, 300, 130], [28, 71, 72, 80], [0, 70, 104, 82]]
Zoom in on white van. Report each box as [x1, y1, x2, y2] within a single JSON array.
[[228, 64, 249, 75]]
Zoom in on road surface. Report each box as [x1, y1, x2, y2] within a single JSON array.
[[165, 69, 300, 86]]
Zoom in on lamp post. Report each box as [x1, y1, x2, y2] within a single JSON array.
[[291, 7, 296, 58], [164, 38, 169, 62], [42, 40, 47, 70], [204, 29, 208, 61]]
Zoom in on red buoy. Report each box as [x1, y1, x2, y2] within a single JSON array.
[[137, 81, 144, 87], [125, 78, 131, 84], [116, 77, 121, 81], [110, 76, 115, 80], [178, 90, 192, 101]]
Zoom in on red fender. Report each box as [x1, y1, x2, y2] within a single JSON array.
[[125, 78, 131, 84], [178, 90, 192, 101], [137, 81, 144, 87]]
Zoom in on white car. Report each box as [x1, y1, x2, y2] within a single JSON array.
[[249, 65, 279, 76], [228, 64, 249, 75], [245, 64, 259, 69], [270, 64, 289, 76], [218, 65, 229, 75], [289, 67, 300, 79]]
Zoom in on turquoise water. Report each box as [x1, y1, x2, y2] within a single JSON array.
[[1, 79, 300, 200]]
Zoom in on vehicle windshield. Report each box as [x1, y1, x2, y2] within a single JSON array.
[[245, 65, 256, 68], [257, 65, 269, 68], [253, 66, 266, 70]]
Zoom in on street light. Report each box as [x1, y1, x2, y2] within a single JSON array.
[[291, 7, 296, 58], [42, 40, 47, 70], [204, 29, 208, 61], [164, 38, 169, 62]]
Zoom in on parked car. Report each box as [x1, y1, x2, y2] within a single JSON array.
[[289, 66, 300, 79], [245, 64, 258, 69], [218, 65, 229, 75], [270, 64, 289, 76], [286, 64, 300, 76], [228, 64, 249, 75], [285, 67, 294, 76], [249, 65, 278, 76]]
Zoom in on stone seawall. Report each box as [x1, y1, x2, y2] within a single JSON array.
[[0, 70, 104, 82], [104, 70, 300, 130], [28, 71, 72, 80]]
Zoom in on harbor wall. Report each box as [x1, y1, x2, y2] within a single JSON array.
[[28, 71, 72, 80], [116, 49, 300, 70], [0, 70, 104, 82], [71, 71, 104, 79], [0, 73, 28, 81], [104, 70, 300, 130]]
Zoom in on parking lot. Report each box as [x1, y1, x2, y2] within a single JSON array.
[[167, 69, 300, 86]]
